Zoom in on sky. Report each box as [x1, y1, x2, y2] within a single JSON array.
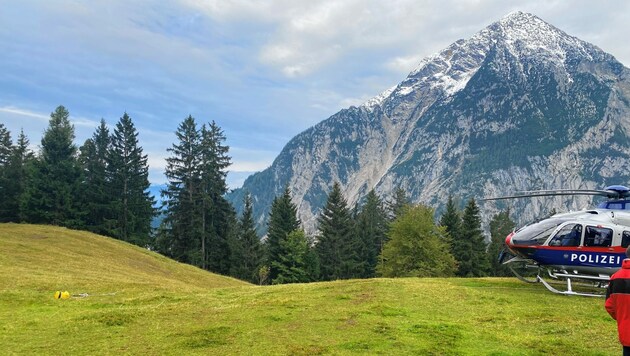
[[1, 0, 629, 188]]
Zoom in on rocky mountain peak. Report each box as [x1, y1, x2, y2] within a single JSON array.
[[229, 12, 630, 235]]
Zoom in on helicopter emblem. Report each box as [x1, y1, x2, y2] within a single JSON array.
[[486, 185, 630, 297]]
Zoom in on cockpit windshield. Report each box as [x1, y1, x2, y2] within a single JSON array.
[[511, 218, 569, 246]]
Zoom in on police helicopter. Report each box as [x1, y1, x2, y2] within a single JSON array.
[[485, 185, 630, 297]]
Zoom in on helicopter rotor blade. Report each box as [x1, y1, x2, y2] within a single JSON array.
[[482, 190, 616, 201]]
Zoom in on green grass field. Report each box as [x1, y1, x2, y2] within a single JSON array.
[[0, 224, 621, 355]]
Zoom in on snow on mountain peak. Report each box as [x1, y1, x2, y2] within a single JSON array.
[[491, 11, 596, 63], [363, 86, 396, 111], [361, 11, 605, 111]]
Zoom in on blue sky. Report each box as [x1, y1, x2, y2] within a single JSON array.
[[1, 0, 629, 188]]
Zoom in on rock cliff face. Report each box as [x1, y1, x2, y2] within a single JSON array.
[[228, 11, 630, 234]]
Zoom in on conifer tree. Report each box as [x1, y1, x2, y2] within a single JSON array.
[[160, 115, 203, 264], [266, 186, 301, 281], [106, 113, 154, 245], [229, 193, 263, 282], [439, 195, 461, 239], [21, 106, 82, 226], [271, 229, 311, 284], [439, 195, 462, 262], [488, 208, 515, 276], [199, 121, 235, 273], [6, 130, 34, 222], [0, 124, 11, 167], [388, 187, 410, 221], [160, 117, 234, 273], [378, 204, 456, 277], [78, 119, 112, 235], [355, 189, 388, 278], [316, 182, 359, 280], [457, 198, 490, 276], [0, 124, 14, 221]]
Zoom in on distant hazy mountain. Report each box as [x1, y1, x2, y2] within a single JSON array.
[[227, 11, 630, 234]]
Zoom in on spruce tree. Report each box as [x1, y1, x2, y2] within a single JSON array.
[[378, 204, 456, 277], [316, 182, 358, 280], [229, 193, 263, 282], [266, 186, 301, 281], [0, 124, 13, 221], [439, 195, 462, 260], [388, 187, 410, 221], [78, 119, 112, 235], [159, 117, 234, 273], [355, 189, 388, 278], [488, 208, 515, 276], [440, 195, 461, 239], [161, 115, 203, 264], [199, 121, 235, 273], [106, 113, 154, 245], [271, 229, 310, 284], [458, 198, 490, 277], [21, 106, 82, 226], [6, 130, 34, 222]]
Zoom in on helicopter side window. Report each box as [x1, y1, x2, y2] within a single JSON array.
[[584, 226, 613, 247], [607, 202, 624, 210], [548, 224, 582, 247], [622, 231, 630, 248]]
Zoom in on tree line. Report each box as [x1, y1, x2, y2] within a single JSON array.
[[0, 106, 154, 245], [0, 105, 516, 284]]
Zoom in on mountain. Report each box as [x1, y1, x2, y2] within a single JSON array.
[[227, 11, 630, 234]]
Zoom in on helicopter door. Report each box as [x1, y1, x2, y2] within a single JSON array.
[[548, 224, 582, 247], [583, 226, 613, 248]]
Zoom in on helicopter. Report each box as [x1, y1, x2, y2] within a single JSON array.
[[485, 185, 630, 297]]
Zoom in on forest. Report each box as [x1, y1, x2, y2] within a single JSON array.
[[0, 105, 516, 284]]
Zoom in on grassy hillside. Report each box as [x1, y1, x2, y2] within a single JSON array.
[[0, 224, 246, 292], [0, 224, 621, 355]]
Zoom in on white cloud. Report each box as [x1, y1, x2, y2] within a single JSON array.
[[0, 106, 49, 121], [230, 161, 272, 172], [386, 54, 424, 74], [2, 0, 630, 190]]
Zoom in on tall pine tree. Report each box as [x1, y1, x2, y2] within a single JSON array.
[[106, 113, 154, 245], [266, 186, 301, 281], [6, 130, 34, 222], [159, 117, 234, 274], [456, 198, 490, 277], [21, 106, 82, 226], [78, 119, 112, 235], [199, 121, 235, 273], [388, 187, 410, 221], [439, 195, 462, 261], [160, 116, 203, 264], [272, 229, 311, 284], [316, 182, 359, 280], [229, 193, 263, 282], [0, 124, 14, 222], [439, 195, 461, 239], [355, 189, 388, 278]]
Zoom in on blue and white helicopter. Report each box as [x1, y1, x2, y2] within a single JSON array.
[[486, 185, 630, 297]]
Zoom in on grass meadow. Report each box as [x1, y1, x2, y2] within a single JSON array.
[[0, 224, 620, 355]]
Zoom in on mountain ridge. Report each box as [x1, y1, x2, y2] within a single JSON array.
[[228, 11, 630, 234]]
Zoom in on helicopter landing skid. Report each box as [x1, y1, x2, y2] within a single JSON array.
[[503, 256, 540, 283], [508, 263, 539, 283], [537, 270, 608, 297]]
